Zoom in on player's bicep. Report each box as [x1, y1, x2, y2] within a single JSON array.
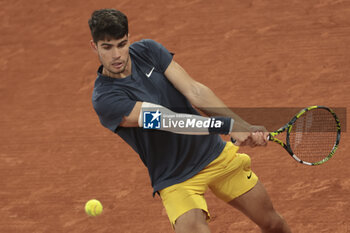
[[119, 101, 143, 127], [93, 91, 138, 132]]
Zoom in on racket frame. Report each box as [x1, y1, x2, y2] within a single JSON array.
[[269, 105, 341, 165]]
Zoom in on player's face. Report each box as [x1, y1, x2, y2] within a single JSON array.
[[92, 34, 131, 78]]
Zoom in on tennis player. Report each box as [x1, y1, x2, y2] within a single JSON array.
[[88, 8, 291, 233]]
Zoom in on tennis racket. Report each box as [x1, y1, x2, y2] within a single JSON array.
[[232, 106, 341, 165]]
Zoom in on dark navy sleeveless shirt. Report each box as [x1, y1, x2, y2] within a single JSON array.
[[92, 39, 226, 195]]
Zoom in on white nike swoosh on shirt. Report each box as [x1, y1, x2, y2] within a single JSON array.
[[146, 67, 155, 78]]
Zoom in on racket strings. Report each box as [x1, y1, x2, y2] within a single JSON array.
[[289, 108, 338, 163]]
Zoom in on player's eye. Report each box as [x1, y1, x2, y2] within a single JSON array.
[[118, 41, 127, 48], [102, 45, 112, 50]]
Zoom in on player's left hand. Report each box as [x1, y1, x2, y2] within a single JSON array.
[[249, 125, 269, 147]]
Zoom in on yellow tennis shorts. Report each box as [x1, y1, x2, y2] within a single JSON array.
[[159, 141, 258, 226]]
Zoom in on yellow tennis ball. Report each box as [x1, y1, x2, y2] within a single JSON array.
[[85, 199, 103, 216]]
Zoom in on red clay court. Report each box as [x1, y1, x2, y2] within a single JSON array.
[[1, 0, 349, 232]]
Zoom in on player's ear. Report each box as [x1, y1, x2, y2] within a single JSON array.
[[90, 40, 98, 53]]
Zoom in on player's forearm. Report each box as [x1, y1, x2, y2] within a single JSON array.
[[188, 84, 251, 131]]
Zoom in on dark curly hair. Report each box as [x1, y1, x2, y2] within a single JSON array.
[[88, 9, 129, 43]]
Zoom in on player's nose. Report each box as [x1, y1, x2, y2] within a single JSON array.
[[111, 47, 121, 59]]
